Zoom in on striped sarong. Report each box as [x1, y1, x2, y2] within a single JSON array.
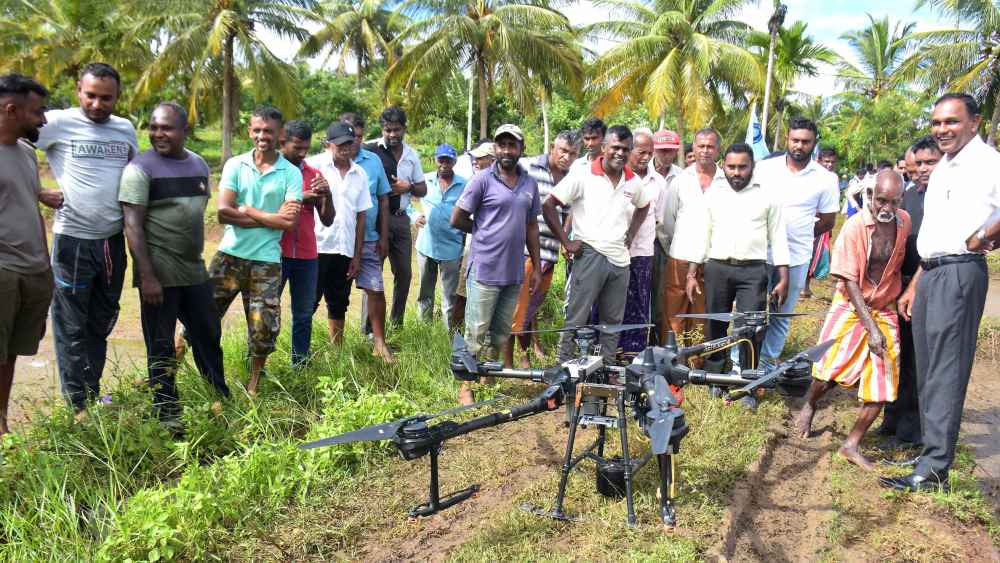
[[812, 289, 900, 403]]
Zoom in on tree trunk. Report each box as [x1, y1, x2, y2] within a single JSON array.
[[675, 114, 686, 167], [478, 58, 488, 140], [466, 73, 475, 150], [989, 93, 1000, 147], [541, 90, 549, 149], [221, 33, 235, 164]]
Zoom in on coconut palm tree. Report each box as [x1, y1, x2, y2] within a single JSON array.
[[299, 0, 406, 80], [0, 0, 150, 89], [901, 0, 1000, 143], [836, 14, 915, 101], [132, 0, 317, 162], [747, 21, 835, 147], [584, 0, 761, 146], [385, 0, 583, 139]]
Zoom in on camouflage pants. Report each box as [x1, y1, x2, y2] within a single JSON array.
[[209, 252, 282, 357]]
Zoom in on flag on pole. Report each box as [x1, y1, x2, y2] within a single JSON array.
[[746, 103, 770, 160]]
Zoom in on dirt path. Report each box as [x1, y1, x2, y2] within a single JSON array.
[[712, 396, 838, 562], [962, 358, 1000, 511]]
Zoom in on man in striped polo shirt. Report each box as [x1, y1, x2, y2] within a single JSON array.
[[120, 102, 230, 425], [503, 130, 581, 367]]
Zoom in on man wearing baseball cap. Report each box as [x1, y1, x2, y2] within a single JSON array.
[[651, 129, 684, 344], [452, 124, 542, 404], [414, 143, 467, 330], [311, 122, 373, 348]]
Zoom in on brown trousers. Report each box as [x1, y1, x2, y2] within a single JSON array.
[[660, 257, 705, 344]]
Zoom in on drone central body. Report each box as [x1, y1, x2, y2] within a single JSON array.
[[300, 315, 831, 528]]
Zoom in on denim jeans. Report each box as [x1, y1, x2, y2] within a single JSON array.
[[280, 257, 319, 366], [759, 262, 810, 369], [463, 266, 520, 357]]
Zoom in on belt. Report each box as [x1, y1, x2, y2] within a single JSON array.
[[920, 253, 985, 270], [709, 258, 765, 267]]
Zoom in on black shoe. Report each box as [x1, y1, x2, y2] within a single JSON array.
[[878, 472, 948, 493], [879, 455, 920, 468], [740, 395, 758, 412], [874, 423, 896, 436]]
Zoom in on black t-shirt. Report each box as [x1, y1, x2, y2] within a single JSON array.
[[364, 142, 401, 212], [900, 186, 926, 277]]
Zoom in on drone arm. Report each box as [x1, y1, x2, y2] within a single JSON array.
[[437, 385, 564, 442]]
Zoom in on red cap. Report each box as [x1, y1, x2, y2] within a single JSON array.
[[653, 129, 681, 149]]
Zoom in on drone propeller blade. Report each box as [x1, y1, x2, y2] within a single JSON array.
[[799, 339, 836, 363], [770, 312, 809, 318], [674, 312, 738, 322], [299, 420, 404, 450], [593, 323, 654, 334], [427, 396, 501, 420], [451, 332, 480, 374], [511, 326, 576, 335]]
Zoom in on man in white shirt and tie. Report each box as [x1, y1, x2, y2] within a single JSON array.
[[686, 143, 789, 407], [754, 117, 839, 370], [881, 93, 999, 493]]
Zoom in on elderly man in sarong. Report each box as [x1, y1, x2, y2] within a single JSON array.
[[794, 170, 911, 471]]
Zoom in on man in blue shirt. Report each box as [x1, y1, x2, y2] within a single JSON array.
[[414, 144, 466, 330]]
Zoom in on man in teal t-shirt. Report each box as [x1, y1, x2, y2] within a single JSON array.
[[212, 106, 302, 395]]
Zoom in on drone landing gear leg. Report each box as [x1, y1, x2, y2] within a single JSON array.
[[522, 399, 586, 522], [409, 446, 479, 518], [656, 453, 677, 530], [617, 392, 637, 527]]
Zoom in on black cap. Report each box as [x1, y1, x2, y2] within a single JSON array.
[[325, 122, 356, 145]]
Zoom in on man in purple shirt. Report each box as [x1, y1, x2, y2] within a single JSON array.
[[451, 124, 542, 404]]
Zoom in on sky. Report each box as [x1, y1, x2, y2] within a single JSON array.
[[268, 0, 957, 99]]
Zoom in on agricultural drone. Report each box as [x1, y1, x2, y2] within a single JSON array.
[[301, 312, 831, 529]]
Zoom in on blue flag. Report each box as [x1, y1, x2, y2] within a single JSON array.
[[746, 104, 769, 160]]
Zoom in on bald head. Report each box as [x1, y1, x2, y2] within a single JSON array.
[[629, 130, 654, 172], [870, 170, 903, 223]]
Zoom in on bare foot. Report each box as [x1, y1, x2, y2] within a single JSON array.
[[838, 444, 875, 471], [73, 409, 89, 424], [0, 416, 8, 435], [532, 343, 546, 359], [174, 336, 188, 361], [246, 375, 261, 398], [458, 386, 475, 406], [794, 404, 815, 439], [210, 401, 224, 416], [518, 355, 532, 369], [373, 342, 396, 363]]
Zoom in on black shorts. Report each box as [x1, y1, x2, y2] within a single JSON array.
[[316, 253, 353, 321]]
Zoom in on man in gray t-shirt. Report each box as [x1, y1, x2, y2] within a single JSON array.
[[35, 63, 137, 414], [0, 73, 55, 435]]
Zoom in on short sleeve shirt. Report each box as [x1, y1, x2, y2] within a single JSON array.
[[457, 163, 540, 286], [314, 160, 373, 258], [315, 149, 393, 242], [0, 141, 49, 274], [36, 108, 138, 239], [917, 135, 1000, 259], [830, 208, 911, 311], [365, 140, 424, 212], [118, 149, 211, 287], [280, 160, 322, 260], [550, 158, 651, 267], [629, 169, 664, 258], [755, 156, 840, 266], [218, 151, 303, 264], [416, 172, 467, 261]]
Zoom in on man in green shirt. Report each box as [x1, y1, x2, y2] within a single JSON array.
[[213, 106, 303, 396], [120, 102, 230, 425]]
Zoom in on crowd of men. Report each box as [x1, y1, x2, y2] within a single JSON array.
[[1, 63, 998, 496]]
